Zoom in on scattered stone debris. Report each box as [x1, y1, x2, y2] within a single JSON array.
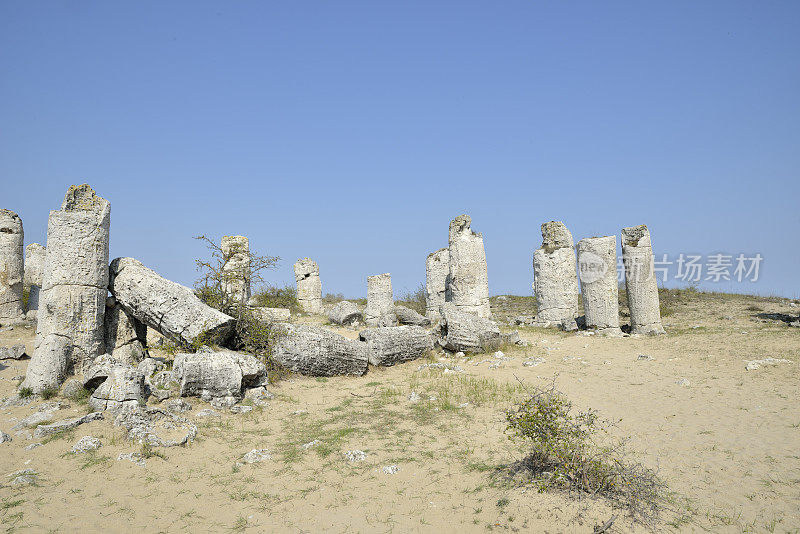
[[407, 392, 421, 402], [165, 398, 193, 413], [302, 439, 321, 450], [241, 449, 271, 464], [25, 443, 41, 451], [117, 452, 146, 467], [211, 396, 239, 410], [416, 362, 463, 373], [230, 405, 252, 414], [0, 344, 26, 360], [72, 436, 102, 454], [194, 409, 220, 418], [637, 354, 654, 361], [34, 412, 104, 438], [7, 469, 38, 487], [114, 407, 197, 447], [344, 450, 367, 462], [244, 386, 273, 406], [744, 358, 793, 371], [0, 430, 11, 443], [522, 358, 546, 367], [382, 465, 399, 475], [676, 378, 690, 387]]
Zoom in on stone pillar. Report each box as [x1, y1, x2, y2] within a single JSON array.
[[425, 248, 449, 321], [24, 243, 46, 315], [532, 221, 579, 325], [293, 258, 322, 314], [0, 209, 24, 321], [621, 225, 665, 335], [365, 273, 394, 326], [448, 215, 490, 318], [24, 185, 111, 393], [104, 296, 148, 365], [221, 235, 251, 303], [576, 235, 621, 334]]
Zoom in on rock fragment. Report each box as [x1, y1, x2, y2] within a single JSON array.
[[0, 209, 24, 321], [438, 303, 502, 353], [425, 248, 450, 321], [328, 301, 363, 326]]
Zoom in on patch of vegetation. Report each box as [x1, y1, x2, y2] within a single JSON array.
[[18, 387, 33, 398], [22, 286, 30, 310], [396, 283, 427, 315], [65, 386, 91, 404], [250, 285, 301, 314], [140, 442, 167, 461], [504, 381, 668, 524], [40, 387, 58, 400], [322, 292, 345, 304]]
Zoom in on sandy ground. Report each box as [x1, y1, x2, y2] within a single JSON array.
[[1, 292, 799, 533]]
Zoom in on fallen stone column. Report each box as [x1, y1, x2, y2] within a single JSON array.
[[328, 301, 363, 326], [294, 258, 323, 314], [425, 248, 449, 320], [172, 350, 266, 400], [438, 302, 502, 353], [23, 243, 46, 316], [576, 236, 621, 334], [621, 225, 665, 335], [104, 296, 148, 365], [249, 307, 291, 323], [359, 325, 433, 366], [109, 257, 235, 347], [0, 209, 24, 321], [23, 185, 110, 393], [365, 273, 395, 326], [394, 305, 431, 326], [532, 221, 579, 326], [448, 215, 491, 318], [221, 235, 251, 303], [271, 323, 368, 376]]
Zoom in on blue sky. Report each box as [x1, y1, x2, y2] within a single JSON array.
[[2, 1, 798, 298]]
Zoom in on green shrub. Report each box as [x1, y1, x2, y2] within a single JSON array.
[[18, 387, 33, 398], [251, 285, 301, 314], [40, 387, 58, 400], [396, 283, 427, 315]]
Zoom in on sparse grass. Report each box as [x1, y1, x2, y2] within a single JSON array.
[[65, 386, 91, 403], [18, 386, 33, 398], [251, 284, 302, 314], [78, 451, 112, 470], [40, 387, 58, 400], [140, 442, 167, 461]]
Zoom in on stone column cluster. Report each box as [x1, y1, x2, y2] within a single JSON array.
[[24, 185, 111, 392], [0, 209, 24, 321], [293, 258, 322, 314], [221, 235, 251, 303]]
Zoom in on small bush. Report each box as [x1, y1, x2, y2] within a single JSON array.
[[66, 387, 91, 403], [397, 283, 427, 315], [40, 387, 58, 400], [251, 285, 301, 314], [18, 387, 33, 398], [322, 292, 345, 304], [505, 382, 667, 524]]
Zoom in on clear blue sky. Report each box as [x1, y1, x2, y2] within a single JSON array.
[[2, 1, 798, 299]]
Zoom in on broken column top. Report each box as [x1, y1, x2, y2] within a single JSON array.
[[293, 258, 319, 279], [427, 247, 449, 261], [222, 235, 248, 249], [61, 184, 110, 213], [0, 209, 22, 231], [540, 221, 574, 251], [449, 214, 481, 241], [621, 224, 651, 248]]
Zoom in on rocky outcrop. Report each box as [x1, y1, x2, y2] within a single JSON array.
[[0, 209, 25, 321], [359, 326, 433, 366], [294, 258, 323, 314], [621, 225, 665, 335], [438, 303, 502, 353], [448, 215, 491, 318], [271, 323, 368, 376], [109, 257, 235, 347], [532, 221, 579, 325]]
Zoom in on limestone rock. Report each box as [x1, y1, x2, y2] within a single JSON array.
[[577, 236, 621, 334], [621, 225, 665, 335], [24, 185, 110, 393], [394, 305, 431, 326], [438, 303, 502, 353], [0, 209, 24, 320], [359, 326, 433, 366], [33, 412, 104, 438], [271, 323, 368, 376], [23, 243, 45, 313], [114, 406, 197, 447], [365, 273, 394, 326], [0, 344, 26, 360], [448, 215, 491, 318], [104, 296, 148, 365], [172, 350, 266, 400], [0, 429, 11, 443], [88, 367, 147, 413], [533, 222, 579, 325], [109, 257, 235, 347], [328, 300, 363, 326], [72, 435, 102, 454], [249, 307, 291, 323], [221, 235, 251, 303], [294, 258, 323, 314], [425, 248, 450, 320]]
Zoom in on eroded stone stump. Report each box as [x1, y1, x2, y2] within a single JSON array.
[[425, 248, 449, 321], [293, 258, 322, 314], [221, 235, 251, 303], [24, 185, 111, 393], [365, 273, 394, 326], [532, 221, 579, 325], [24, 243, 46, 315], [448, 215, 490, 318], [0, 209, 24, 321], [576, 236, 621, 335], [621, 225, 665, 335]]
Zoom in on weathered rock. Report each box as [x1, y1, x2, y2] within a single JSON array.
[[60, 378, 84, 399], [621, 225, 665, 335], [24, 185, 110, 393], [0, 429, 11, 443], [33, 412, 104, 438], [533, 221, 579, 325], [72, 435, 102, 454], [109, 257, 235, 347], [82, 353, 122, 389], [242, 449, 271, 464], [271, 323, 368, 376], [0, 209, 24, 321], [249, 306, 291, 323], [425, 248, 450, 320], [365, 273, 394, 326], [104, 296, 148, 365], [0, 344, 26, 360], [328, 301, 363, 326], [165, 398, 192, 413], [294, 258, 323, 314], [23, 243, 46, 313], [438, 303, 502, 353], [448, 215, 491, 318], [221, 235, 251, 303], [172, 350, 266, 400], [576, 236, 621, 334], [394, 305, 431, 326], [359, 326, 433, 366], [114, 406, 197, 447], [88, 367, 147, 413]]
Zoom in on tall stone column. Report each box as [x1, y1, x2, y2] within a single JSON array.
[[293, 258, 322, 314], [0, 209, 24, 321], [425, 248, 449, 321], [621, 225, 665, 335], [221, 235, 251, 303], [23, 185, 110, 393], [576, 235, 621, 335], [365, 273, 394, 326], [448, 215, 490, 318], [532, 221, 579, 325], [24, 243, 46, 315]]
